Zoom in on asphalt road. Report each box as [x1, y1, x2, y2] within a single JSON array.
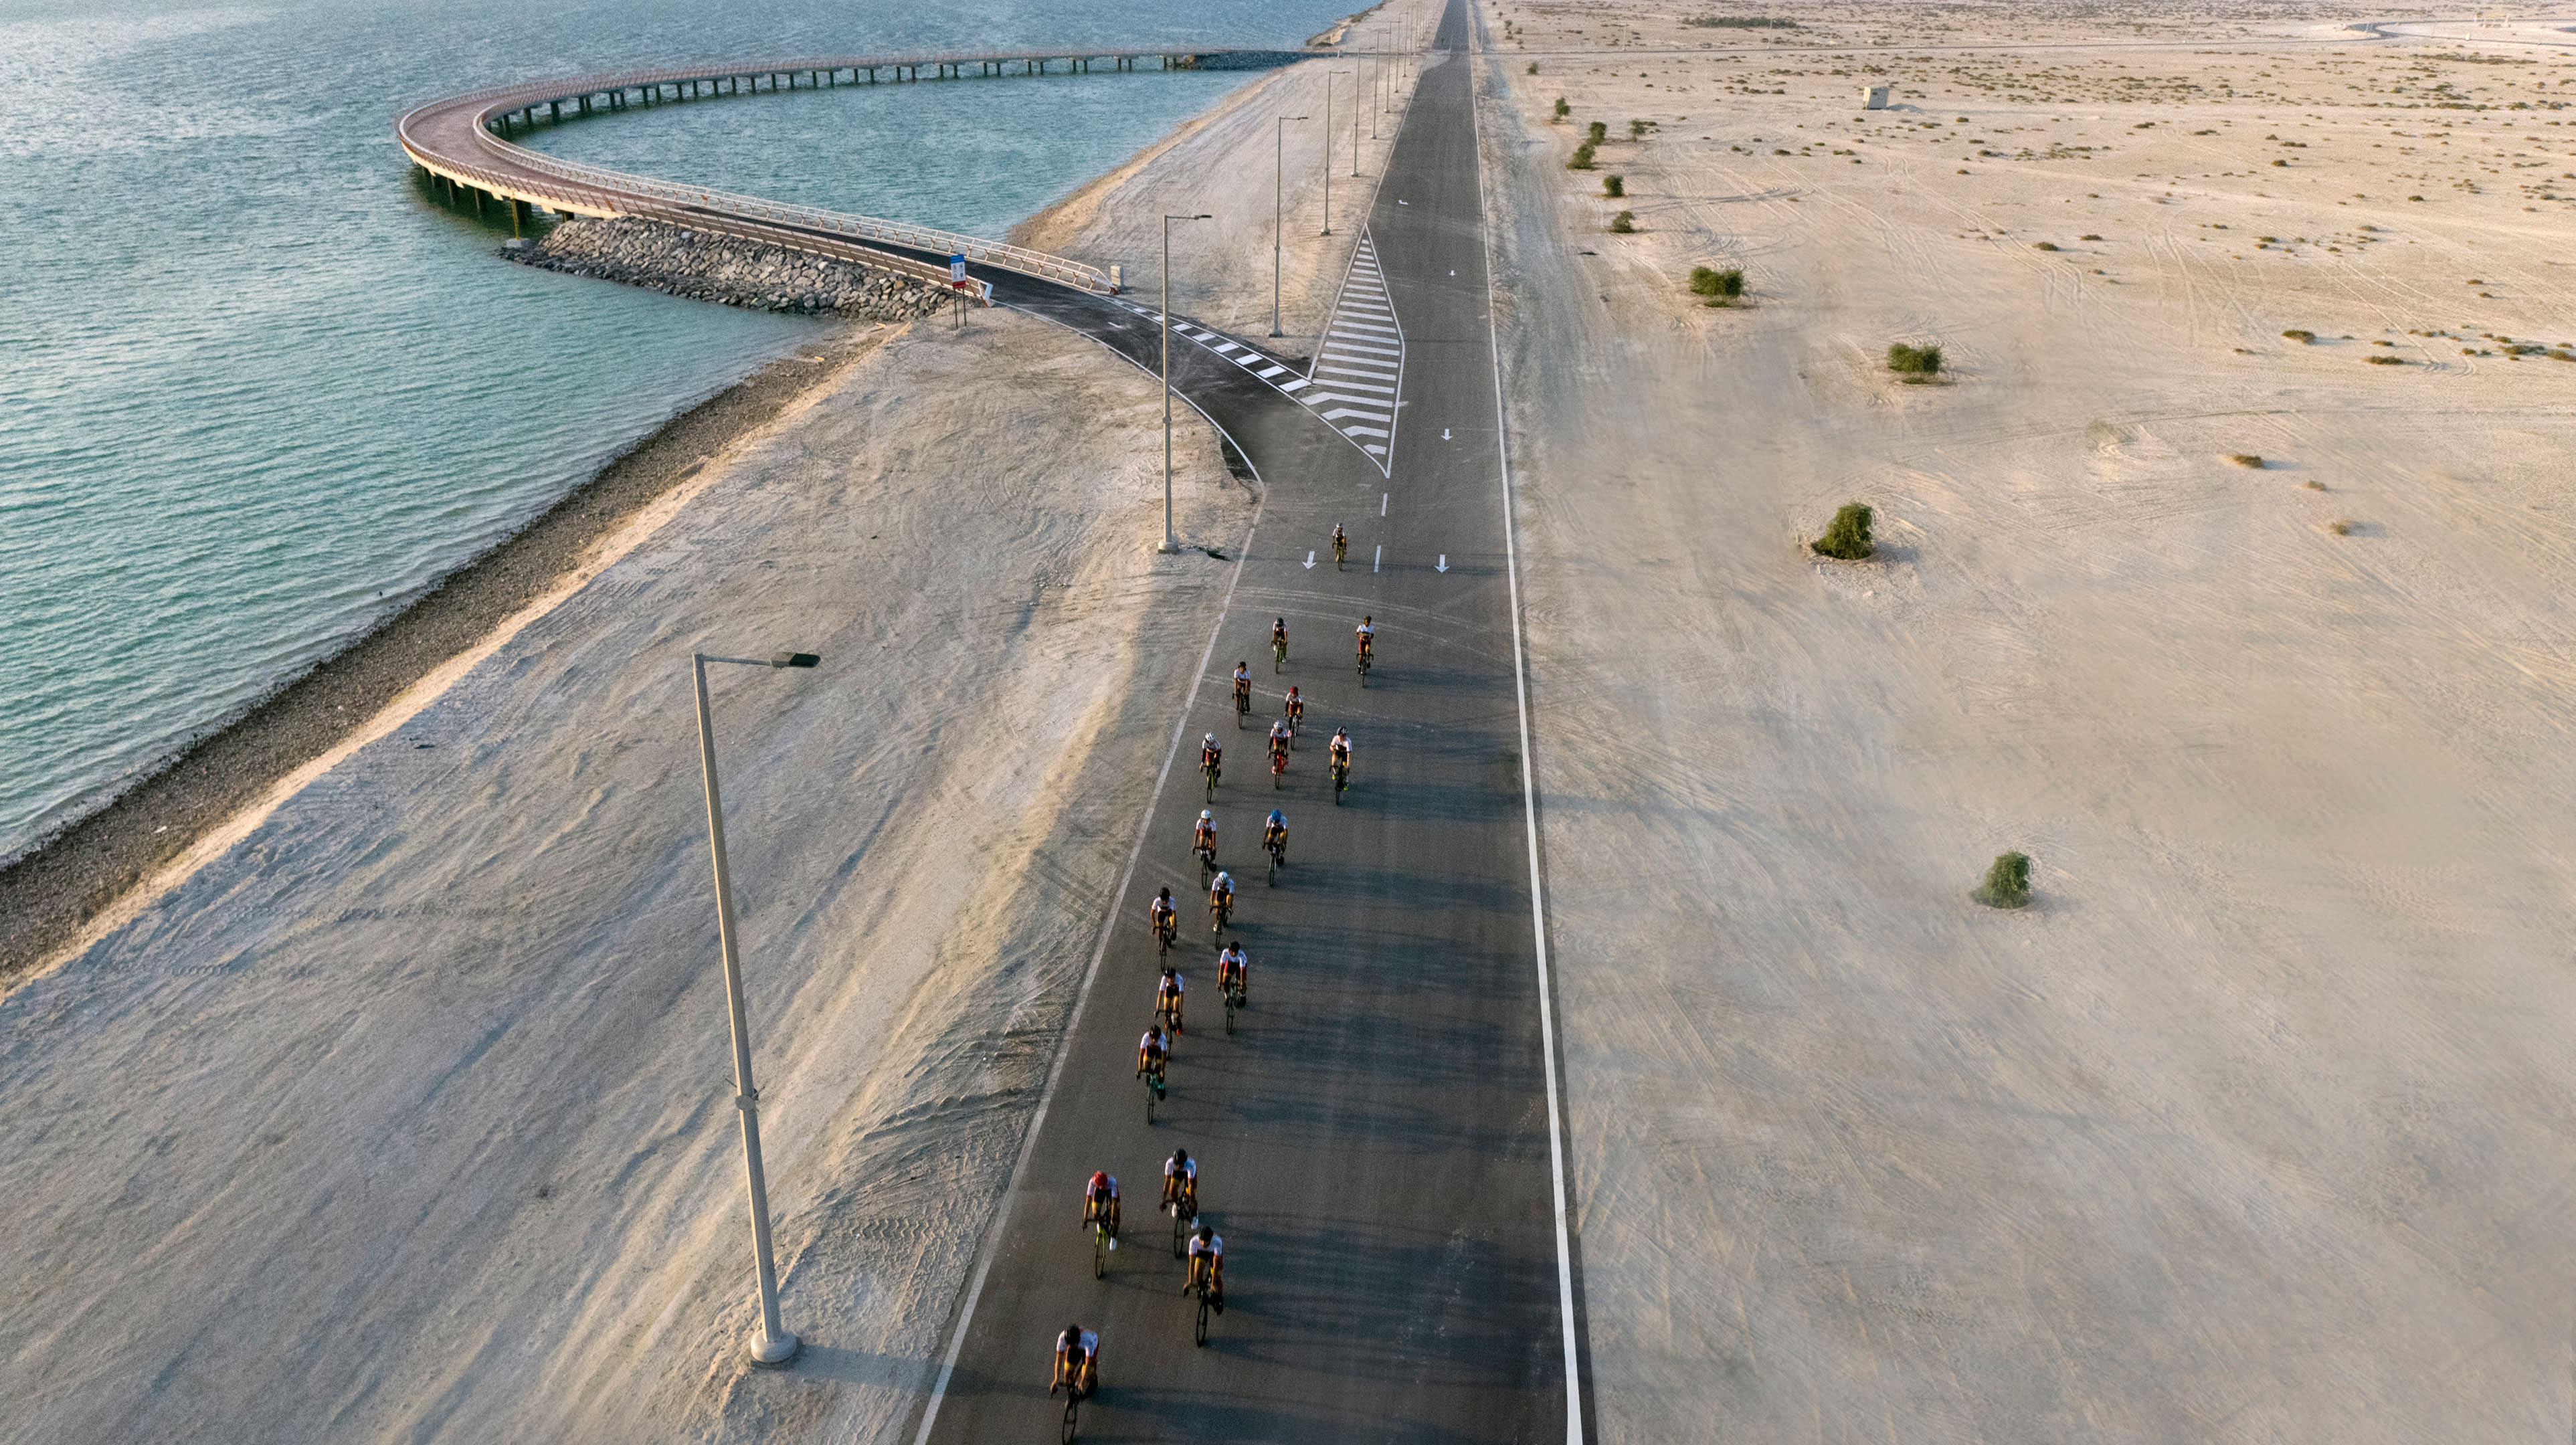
[[911, 5, 1574, 1440]]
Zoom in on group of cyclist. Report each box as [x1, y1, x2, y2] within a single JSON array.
[[1057, 590, 1382, 1406]]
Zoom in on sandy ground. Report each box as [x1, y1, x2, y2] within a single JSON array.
[[1018, 0, 1443, 353], [0, 308, 1256, 1444], [1476, 2, 2576, 1439]]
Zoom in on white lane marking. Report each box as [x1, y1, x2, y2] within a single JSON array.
[[1315, 373, 1397, 393], [1339, 425, 1391, 439], [1277, 377, 1313, 393], [1299, 227, 1402, 477], [1210, 341, 1243, 355], [910, 304, 1274, 1445], [1373, 544, 1381, 571], [1304, 551, 1315, 569], [1321, 408, 1389, 423], [1443, 428, 1452, 440], [1472, 44, 1585, 1445], [1436, 555, 1448, 572], [1381, 492, 1388, 516], [1255, 365, 1292, 379]]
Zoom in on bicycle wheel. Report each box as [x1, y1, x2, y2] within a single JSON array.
[[1063, 1391, 1080, 1444], [1194, 1289, 1210, 1347], [1172, 1208, 1187, 1259], [1267, 854, 1277, 888], [1274, 643, 1285, 673], [1094, 1225, 1109, 1279], [1145, 1076, 1158, 1123]]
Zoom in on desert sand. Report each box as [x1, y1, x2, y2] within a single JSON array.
[[1477, 1, 2576, 1439]]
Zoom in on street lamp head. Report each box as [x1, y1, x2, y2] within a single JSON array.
[[771, 652, 820, 669]]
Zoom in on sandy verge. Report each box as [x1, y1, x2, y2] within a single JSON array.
[[1016, 0, 1443, 351], [0, 329, 895, 986], [1476, 2, 2576, 1440]]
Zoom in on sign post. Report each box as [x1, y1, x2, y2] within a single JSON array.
[[949, 253, 968, 332]]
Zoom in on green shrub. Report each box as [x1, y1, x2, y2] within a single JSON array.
[[2031, 241, 2059, 251], [1609, 210, 1635, 233], [1811, 502, 1873, 560], [1603, 175, 1625, 198], [2229, 454, 2264, 468], [2282, 329, 2314, 343], [1587, 120, 1608, 144], [1629, 119, 1649, 139], [2365, 355, 2404, 365], [1684, 15, 1799, 27], [1974, 852, 2031, 908], [1689, 265, 1744, 299], [1528, 62, 1540, 74], [1887, 342, 1942, 376], [1554, 97, 1570, 120], [1569, 142, 1596, 170]]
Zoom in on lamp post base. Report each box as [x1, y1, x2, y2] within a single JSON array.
[[749, 1329, 802, 1368]]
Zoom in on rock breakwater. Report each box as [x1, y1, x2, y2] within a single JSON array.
[[507, 217, 953, 321]]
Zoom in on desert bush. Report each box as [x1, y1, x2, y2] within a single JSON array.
[[1604, 175, 1625, 198], [2327, 519, 2353, 535], [1685, 15, 1799, 26], [2281, 329, 2314, 343], [1811, 502, 1873, 560], [1609, 210, 1635, 233], [1528, 62, 1540, 74], [2078, 233, 2103, 240], [1689, 265, 1745, 299], [2365, 355, 2404, 365], [1568, 142, 1596, 170], [1629, 119, 1649, 139], [1887, 342, 1942, 376], [1587, 120, 1608, 144], [1554, 97, 1570, 120], [2031, 241, 2059, 251], [2229, 454, 2264, 468], [1974, 852, 2031, 908]]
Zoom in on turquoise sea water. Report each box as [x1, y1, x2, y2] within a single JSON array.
[[0, 0, 1348, 864]]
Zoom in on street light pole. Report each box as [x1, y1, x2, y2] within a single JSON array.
[[1324, 74, 1348, 235], [1272, 114, 1308, 338], [691, 647, 820, 1369], [1162, 213, 1210, 553]]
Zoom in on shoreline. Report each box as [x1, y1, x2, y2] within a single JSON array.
[[0, 323, 895, 983]]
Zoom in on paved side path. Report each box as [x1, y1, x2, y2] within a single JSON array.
[[913, 3, 1571, 1439]]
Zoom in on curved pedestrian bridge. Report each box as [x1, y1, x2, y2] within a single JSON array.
[[397, 49, 1313, 298]]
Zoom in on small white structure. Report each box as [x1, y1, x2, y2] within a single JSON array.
[[1861, 84, 1891, 110]]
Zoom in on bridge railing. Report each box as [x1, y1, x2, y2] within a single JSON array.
[[467, 124, 1116, 293]]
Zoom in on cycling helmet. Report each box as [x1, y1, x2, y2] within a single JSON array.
[[1172, 1147, 1189, 1164], [1267, 809, 1283, 822], [1205, 733, 1216, 743], [1089, 1171, 1107, 1189], [1196, 1224, 1214, 1241], [1200, 809, 1212, 821]]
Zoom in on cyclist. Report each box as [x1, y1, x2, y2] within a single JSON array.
[[1082, 1169, 1121, 1240], [1329, 728, 1352, 773], [1355, 615, 1376, 665], [1137, 1022, 1169, 1086], [1232, 662, 1253, 718], [1052, 1323, 1099, 1398], [1331, 522, 1349, 569], [1163, 1147, 1198, 1220], [1200, 733, 1222, 779], [1184, 1224, 1226, 1311], [1193, 809, 1217, 864], [1156, 963, 1186, 1035], [1217, 940, 1248, 1005], [1149, 886, 1178, 946], [1208, 870, 1236, 928], [1282, 684, 1304, 738], [1271, 617, 1288, 664], [1263, 809, 1287, 865], [1269, 716, 1293, 759]]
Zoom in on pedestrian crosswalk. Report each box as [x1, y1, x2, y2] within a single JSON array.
[[1095, 227, 1400, 472], [1302, 231, 1402, 470]]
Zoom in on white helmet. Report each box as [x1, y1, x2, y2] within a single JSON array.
[[1200, 809, 1212, 821], [1205, 733, 1216, 743]]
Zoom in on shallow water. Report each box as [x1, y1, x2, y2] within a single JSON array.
[[0, 0, 1346, 864]]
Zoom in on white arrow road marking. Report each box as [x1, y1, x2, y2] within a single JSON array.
[[1437, 555, 1449, 573], [1304, 551, 1315, 569], [1443, 428, 1452, 441]]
